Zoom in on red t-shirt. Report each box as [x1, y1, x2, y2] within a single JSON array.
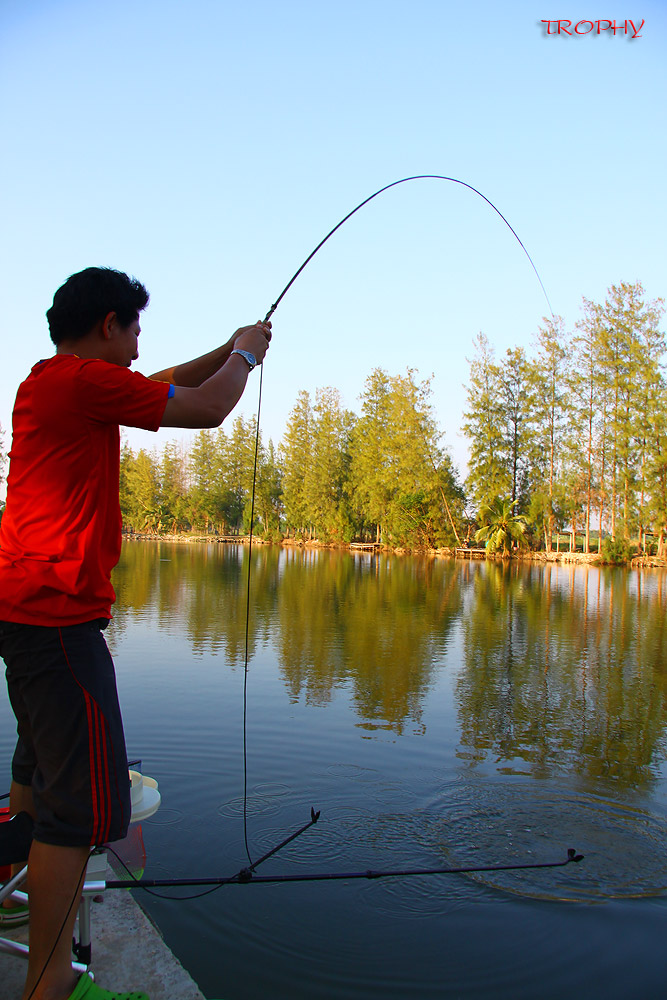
[[0, 355, 171, 626]]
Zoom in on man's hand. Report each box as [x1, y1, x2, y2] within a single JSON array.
[[159, 320, 273, 429], [231, 321, 272, 364], [152, 321, 272, 388]]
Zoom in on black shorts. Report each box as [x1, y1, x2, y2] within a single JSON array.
[[0, 618, 131, 848]]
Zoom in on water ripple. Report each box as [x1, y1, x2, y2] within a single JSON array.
[[427, 779, 667, 901]]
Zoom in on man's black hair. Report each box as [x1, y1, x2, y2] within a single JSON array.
[[46, 267, 150, 346]]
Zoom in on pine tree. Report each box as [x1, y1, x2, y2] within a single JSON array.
[[567, 303, 604, 552], [499, 346, 531, 507], [187, 429, 220, 531], [158, 440, 190, 532], [349, 369, 392, 542], [280, 390, 314, 538], [462, 333, 510, 509], [525, 318, 568, 550], [253, 439, 283, 539], [350, 369, 461, 547], [307, 387, 355, 543], [119, 438, 134, 529], [122, 448, 161, 532], [596, 283, 665, 541], [225, 416, 261, 533]]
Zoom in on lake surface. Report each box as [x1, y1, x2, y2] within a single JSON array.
[[3, 543, 667, 998]]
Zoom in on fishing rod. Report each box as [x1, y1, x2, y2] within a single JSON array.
[[262, 174, 555, 324], [0, 806, 584, 896], [107, 851, 584, 891], [103, 809, 583, 892]]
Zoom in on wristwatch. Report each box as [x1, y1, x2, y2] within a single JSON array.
[[231, 348, 257, 371]]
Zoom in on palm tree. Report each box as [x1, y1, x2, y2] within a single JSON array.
[[475, 497, 529, 556]]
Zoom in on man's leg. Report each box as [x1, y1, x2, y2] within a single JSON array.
[[9, 780, 34, 819], [2, 620, 133, 998], [23, 840, 90, 1000], [1, 780, 35, 914]]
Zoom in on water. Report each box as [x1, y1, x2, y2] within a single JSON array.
[[3, 544, 667, 998]]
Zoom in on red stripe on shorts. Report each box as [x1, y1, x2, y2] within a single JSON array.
[[58, 628, 112, 845]]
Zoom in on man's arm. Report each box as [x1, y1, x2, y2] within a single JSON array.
[[150, 322, 272, 387], [159, 323, 270, 429]]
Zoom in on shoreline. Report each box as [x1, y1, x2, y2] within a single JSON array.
[[121, 533, 667, 568]]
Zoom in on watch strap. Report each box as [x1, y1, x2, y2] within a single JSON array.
[[231, 348, 257, 371]]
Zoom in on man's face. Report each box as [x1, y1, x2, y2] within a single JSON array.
[[106, 314, 141, 367]]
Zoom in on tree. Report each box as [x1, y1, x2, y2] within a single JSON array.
[[252, 439, 283, 538], [595, 283, 665, 541], [225, 416, 262, 533], [307, 387, 355, 542], [463, 333, 511, 508], [500, 346, 531, 507], [280, 390, 314, 538], [566, 303, 604, 553], [350, 369, 461, 547], [159, 440, 190, 532], [349, 369, 392, 542], [525, 318, 569, 551], [187, 429, 222, 531], [121, 448, 161, 532], [475, 497, 529, 555], [645, 380, 667, 555]]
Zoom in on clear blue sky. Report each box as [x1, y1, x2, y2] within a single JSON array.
[[1, 0, 665, 480]]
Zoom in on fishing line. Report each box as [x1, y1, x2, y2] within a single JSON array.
[[242, 363, 264, 868], [240, 173, 556, 872], [4, 179, 557, 992], [24, 852, 90, 1000]]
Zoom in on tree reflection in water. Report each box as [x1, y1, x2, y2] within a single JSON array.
[[112, 543, 667, 792]]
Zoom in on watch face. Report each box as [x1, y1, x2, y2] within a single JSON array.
[[234, 349, 256, 368]]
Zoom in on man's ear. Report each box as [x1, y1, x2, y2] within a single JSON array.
[[101, 312, 117, 340]]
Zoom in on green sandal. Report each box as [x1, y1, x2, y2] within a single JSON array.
[[0, 900, 29, 927], [67, 972, 150, 1000]]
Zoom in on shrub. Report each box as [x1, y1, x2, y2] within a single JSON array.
[[600, 537, 631, 564]]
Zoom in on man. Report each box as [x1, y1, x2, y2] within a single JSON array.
[[0, 267, 271, 1000]]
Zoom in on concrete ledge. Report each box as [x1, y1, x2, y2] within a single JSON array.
[[1, 876, 205, 1000]]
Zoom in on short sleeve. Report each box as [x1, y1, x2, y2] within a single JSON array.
[[74, 360, 171, 431]]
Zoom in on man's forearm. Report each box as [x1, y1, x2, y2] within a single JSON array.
[[154, 321, 270, 429], [159, 352, 254, 428], [150, 341, 234, 387]]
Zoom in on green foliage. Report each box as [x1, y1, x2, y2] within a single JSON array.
[[462, 334, 511, 508], [117, 366, 465, 549], [463, 282, 666, 553], [475, 497, 530, 555], [348, 368, 463, 547], [280, 390, 313, 537], [600, 537, 631, 564], [114, 278, 666, 555], [120, 445, 162, 532]]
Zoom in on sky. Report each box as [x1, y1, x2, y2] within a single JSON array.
[[1, 0, 665, 483]]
